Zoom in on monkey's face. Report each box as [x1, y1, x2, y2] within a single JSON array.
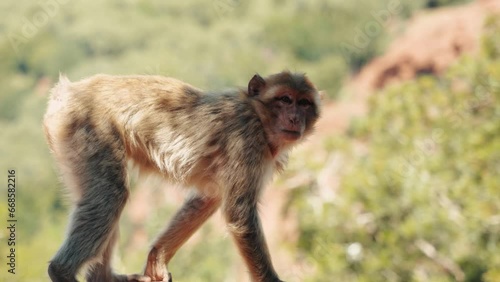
[[248, 72, 321, 150], [270, 87, 317, 142]]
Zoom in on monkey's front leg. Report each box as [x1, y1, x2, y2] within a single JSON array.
[[224, 189, 284, 282], [144, 196, 221, 281]]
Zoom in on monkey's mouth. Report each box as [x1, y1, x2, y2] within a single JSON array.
[[281, 129, 301, 140]]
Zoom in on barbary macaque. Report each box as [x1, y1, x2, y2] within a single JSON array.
[[44, 71, 321, 282]]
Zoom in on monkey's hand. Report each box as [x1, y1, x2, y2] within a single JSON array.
[[113, 273, 153, 282], [144, 272, 172, 282], [144, 264, 172, 282], [144, 247, 172, 281], [147, 273, 172, 282], [144, 270, 172, 282], [155, 272, 172, 282]]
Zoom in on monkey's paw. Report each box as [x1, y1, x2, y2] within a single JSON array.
[[150, 272, 172, 282], [115, 273, 153, 282], [144, 255, 172, 281], [146, 272, 172, 282]]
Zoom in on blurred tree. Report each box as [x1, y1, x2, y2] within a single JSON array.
[[292, 16, 500, 282]]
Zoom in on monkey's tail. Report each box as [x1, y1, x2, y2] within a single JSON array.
[[43, 73, 72, 150], [46, 73, 71, 114], [58, 72, 71, 84], [51, 73, 71, 99]]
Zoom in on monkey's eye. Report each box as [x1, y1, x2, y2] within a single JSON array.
[[298, 99, 312, 107], [277, 96, 292, 104]]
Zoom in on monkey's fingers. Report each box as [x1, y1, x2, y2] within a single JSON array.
[[124, 273, 153, 282], [150, 272, 172, 282], [149, 272, 172, 282]]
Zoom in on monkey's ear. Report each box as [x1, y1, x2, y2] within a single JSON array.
[[248, 74, 266, 97]]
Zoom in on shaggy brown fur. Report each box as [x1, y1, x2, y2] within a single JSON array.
[[44, 72, 320, 282]]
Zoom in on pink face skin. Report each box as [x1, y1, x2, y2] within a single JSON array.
[[271, 87, 315, 142]]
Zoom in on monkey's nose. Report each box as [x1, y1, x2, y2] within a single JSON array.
[[289, 116, 299, 125]]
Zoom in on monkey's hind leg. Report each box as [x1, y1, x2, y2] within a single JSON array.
[[47, 122, 146, 282], [86, 228, 151, 282]]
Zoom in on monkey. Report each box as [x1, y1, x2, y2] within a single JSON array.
[[43, 71, 321, 282]]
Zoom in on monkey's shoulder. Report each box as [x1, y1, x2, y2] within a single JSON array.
[[200, 88, 243, 100]]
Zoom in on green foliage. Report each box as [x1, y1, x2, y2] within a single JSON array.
[[0, 94, 62, 281], [293, 19, 500, 282], [482, 16, 500, 60]]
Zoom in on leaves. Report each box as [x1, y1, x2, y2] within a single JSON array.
[[293, 17, 500, 282]]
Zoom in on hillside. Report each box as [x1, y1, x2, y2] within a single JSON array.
[[290, 4, 500, 281]]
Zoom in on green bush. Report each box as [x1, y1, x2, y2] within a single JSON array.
[[293, 16, 500, 282]]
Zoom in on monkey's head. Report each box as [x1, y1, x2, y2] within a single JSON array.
[[248, 71, 321, 153]]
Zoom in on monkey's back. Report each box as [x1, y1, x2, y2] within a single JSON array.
[[44, 74, 269, 195]]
